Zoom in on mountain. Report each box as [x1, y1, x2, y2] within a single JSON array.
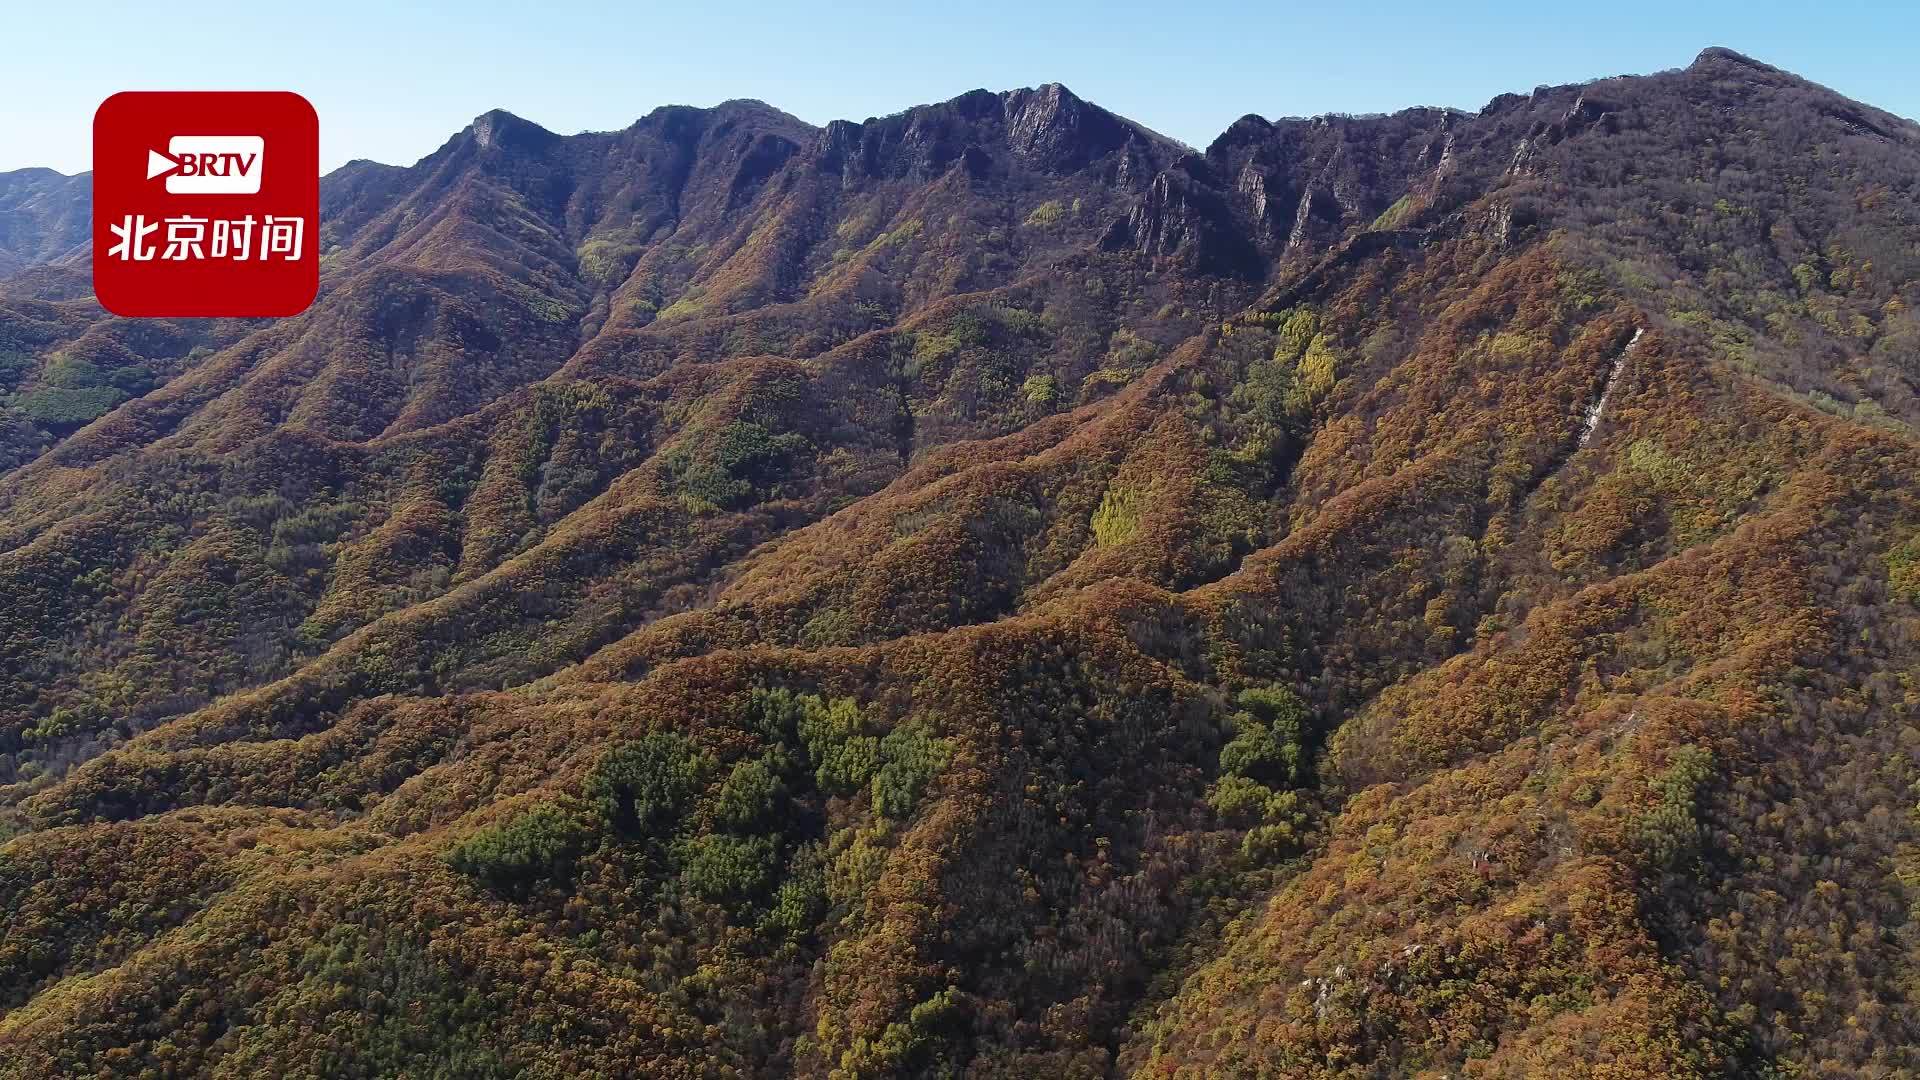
[[0, 168, 89, 278], [3, 50, 1920, 1077]]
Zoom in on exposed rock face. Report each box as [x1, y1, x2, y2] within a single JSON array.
[[812, 82, 1181, 184], [469, 108, 559, 153], [816, 118, 867, 179], [1108, 154, 1258, 274], [1002, 83, 1136, 171], [1122, 105, 1472, 273], [1234, 161, 1276, 232], [1286, 181, 1341, 252]]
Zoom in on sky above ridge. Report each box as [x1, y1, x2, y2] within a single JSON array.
[[5, 0, 1917, 175]]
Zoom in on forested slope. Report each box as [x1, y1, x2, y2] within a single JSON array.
[[3, 48, 1920, 1078]]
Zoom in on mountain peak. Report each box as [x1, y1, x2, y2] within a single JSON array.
[[469, 108, 557, 150], [1690, 45, 1781, 74], [709, 97, 808, 123], [0, 165, 73, 180], [1006, 81, 1083, 108], [1000, 81, 1184, 169]]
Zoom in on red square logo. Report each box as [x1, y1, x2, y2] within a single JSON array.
[[93, 91, 319, 317]]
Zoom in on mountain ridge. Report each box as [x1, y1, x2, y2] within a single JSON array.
[[3, 48, 1920, 1077]]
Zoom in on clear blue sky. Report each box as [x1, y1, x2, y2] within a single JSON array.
[[6, 0, 1917, 175]]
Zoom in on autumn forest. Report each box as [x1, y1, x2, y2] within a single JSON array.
[[2, 46, 1920, 1078]]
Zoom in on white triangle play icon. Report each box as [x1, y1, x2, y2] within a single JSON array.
[[146, 148, 178, 180]]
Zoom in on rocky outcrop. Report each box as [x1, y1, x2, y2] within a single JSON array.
[[1105, 154, 1260, 276], [469, 108, 559, 153], [1002, 83, 1135, 171], [1689, 46, 1784, 76], [1508, 91, 1620, 176], [811, 83, 1180, 185], [1190, 107, 1464, 268]]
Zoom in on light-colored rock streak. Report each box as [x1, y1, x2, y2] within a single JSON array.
[[1580, 327, 1641, 445]]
